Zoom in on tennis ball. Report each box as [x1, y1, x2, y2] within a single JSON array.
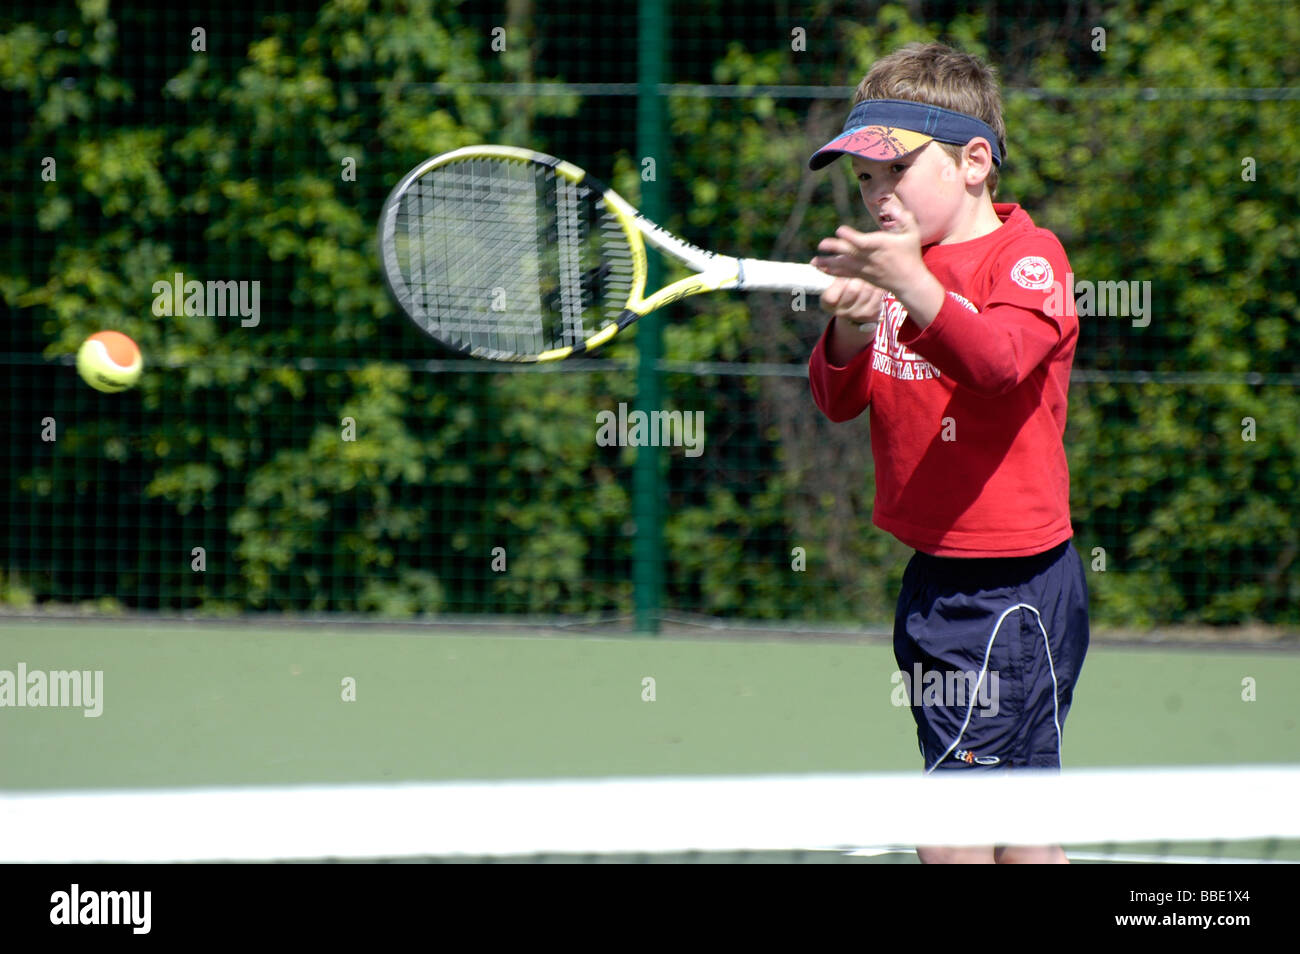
[[76, 331, 143, 393]]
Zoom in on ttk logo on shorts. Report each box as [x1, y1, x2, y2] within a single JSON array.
[[955, 749, 1001, 766]]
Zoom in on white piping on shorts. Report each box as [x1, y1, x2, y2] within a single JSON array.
[[925, 602, 1062, 774]]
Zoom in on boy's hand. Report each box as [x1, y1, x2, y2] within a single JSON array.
[[821, 277, 884, 334], [812, 206, 924, 293], [819, 277, 884, 366], [812, 207, 945, 331]]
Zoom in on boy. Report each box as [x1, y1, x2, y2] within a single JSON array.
[[806, 43, 1089, 864]]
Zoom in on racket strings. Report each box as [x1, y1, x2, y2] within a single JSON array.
[[389, 158, 635, 358], [555, 178, 586, 347]]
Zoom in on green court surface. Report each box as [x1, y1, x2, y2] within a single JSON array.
[[3, 620, 1298, 863], [2, 620, 1296, 791]]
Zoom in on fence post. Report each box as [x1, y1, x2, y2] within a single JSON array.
[[633, 0, 667, 635]]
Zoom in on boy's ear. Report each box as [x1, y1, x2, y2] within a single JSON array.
[[962, 138, 996, 187]]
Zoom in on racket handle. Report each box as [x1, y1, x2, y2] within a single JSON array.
[[736, 259, 835, 293]]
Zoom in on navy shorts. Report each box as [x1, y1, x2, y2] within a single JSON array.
[[893, 540, 1089, 772]]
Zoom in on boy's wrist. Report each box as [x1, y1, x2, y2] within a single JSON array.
[[836, 312, 878, 333], [825, 315, 875, 366], [892, 268, 946, 331]]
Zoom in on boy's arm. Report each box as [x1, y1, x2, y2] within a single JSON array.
[[897, 295, 1064, 397], [896, 246, 1073, 396], [813, 215, 1071, 396], [808, 278, 882, 422]]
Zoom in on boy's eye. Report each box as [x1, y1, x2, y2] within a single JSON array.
[[856, 164, 908, 181]]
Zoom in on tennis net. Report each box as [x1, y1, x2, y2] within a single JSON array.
[[3, 765, 1298, 863]]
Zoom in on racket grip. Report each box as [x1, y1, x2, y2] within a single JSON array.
[[737, 259, 835, 293]]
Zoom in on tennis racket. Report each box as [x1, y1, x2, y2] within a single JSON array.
[[377, 144, 833, 362]]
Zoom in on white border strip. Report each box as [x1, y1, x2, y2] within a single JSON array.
[[2, 767, 1298, 862]]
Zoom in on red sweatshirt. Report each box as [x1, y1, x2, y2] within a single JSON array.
[[808, 204, 1077, 557]]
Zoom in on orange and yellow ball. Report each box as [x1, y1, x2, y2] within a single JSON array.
[[76, 331, 143, 393]]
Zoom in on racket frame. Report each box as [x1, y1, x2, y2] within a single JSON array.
[[378, 144, 832, 362]]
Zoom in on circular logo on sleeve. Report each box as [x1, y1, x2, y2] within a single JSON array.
[[1009, 256, 1054, 290]]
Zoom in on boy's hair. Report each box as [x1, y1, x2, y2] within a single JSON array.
[[854, 42, 1005, 198]]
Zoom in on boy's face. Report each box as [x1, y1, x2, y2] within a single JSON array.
[[850, 142, 973, 245]]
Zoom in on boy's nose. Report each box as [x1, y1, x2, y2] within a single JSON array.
[[864, 185, 891, 206]]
